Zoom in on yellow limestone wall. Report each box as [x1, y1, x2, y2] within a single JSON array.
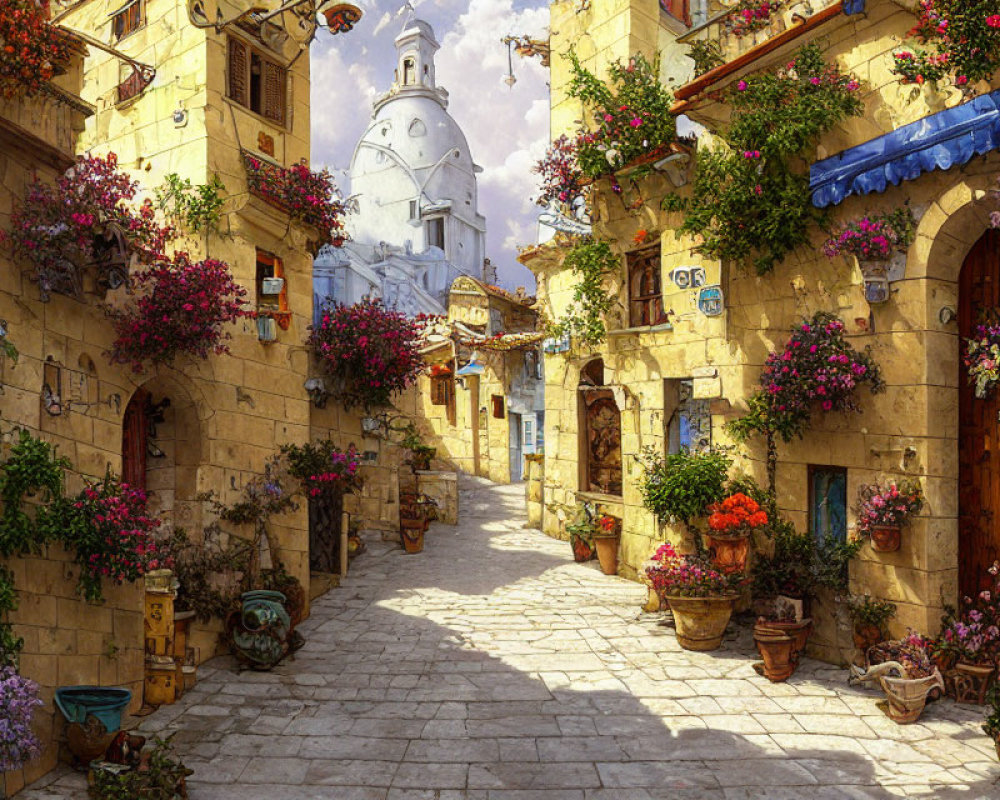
[[530, 0, 992, 661], [1, 3, 322, 790]]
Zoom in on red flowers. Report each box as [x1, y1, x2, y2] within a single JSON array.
[[105, 252, 248, 372], [307, 298, 425, 410], [707, 493, 768, 533], [0, 0, 71, 99], [244, 155, 345, 245], [532, 134, 587, 210]]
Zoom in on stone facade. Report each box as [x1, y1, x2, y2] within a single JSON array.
[[526, 0, 999, 661], [1, 1, 327, 790]]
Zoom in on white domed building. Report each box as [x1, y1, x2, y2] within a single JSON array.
[[314, 19, 490, 318]]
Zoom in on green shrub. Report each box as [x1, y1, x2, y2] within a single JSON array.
[[640, 449, 732, 524]]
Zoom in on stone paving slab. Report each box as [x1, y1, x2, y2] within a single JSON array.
[[19, 475, 1000, 798]]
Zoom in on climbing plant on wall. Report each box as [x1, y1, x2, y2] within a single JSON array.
[[548, 239, 619, 346], [664, 43, 863, 274], [727, 312, 883, 493], [893, 0, 1000, 86]]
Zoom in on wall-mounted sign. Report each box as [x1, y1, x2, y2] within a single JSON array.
[[697, 285, 724, 317], [668, 266, 706, 290]]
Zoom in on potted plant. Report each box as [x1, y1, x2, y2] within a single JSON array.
[[846, 594, 897, 665], [855, 480, 923, 553], [592, 514, 621, 576], [0, 666, 42, 774], [396, 423, 436, 471], [705, 492, 769, 574], [851, 636, 944, 724], [645, 542, 742, 651], [822, 209, 917, 269], [565, 507, 597, 563], [88, 735, 193, 799], [639, 448, 732, 528], [937, 562, 1000, 704], [753, 611, 800, 683], [751, 522, 815, 622], [399, 493, 438, 554], [261, 563, 306, 630]]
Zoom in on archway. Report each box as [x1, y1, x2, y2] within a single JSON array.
[[121, 378, 204, 533], [578, 359, 621, 496], [959, 229, 1000, 597]]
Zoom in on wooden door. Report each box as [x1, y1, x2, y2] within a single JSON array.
[[959, 230, 1000, 597], [122, 388, 149, 491]]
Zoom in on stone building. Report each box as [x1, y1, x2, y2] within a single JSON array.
[[1, 0, 332, 790], [525, 0, 1000, 660]]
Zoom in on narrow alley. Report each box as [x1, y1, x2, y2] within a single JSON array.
[[20, 477, 997, 799]]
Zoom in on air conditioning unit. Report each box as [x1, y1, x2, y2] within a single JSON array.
[[257, 316, 277, 343]]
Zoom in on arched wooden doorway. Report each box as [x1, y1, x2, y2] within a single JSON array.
[[959, 229, 1000, 597], [579, 359, 622, 496]]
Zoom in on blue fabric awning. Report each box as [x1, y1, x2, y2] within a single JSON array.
[[843, 0, 866, 15], [810, 90, 1000, 208]]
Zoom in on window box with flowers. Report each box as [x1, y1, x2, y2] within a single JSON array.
[[645, 542, 742, 651], [242, 152, 346, 250], [823, 208, 916, 303], [0, 0, 73, 100]]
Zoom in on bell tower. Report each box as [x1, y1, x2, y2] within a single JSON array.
[[394, 19, 439, 91]]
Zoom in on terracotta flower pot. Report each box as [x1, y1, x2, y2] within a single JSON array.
[[706, 532, 751, 574], [853, 623, 883, 655], [753, 626, 797, 682], [593, 533, 619, 575], [879, 670, 944, 724], [870, 525, 901, 552], [952, 661, 995, 705], [666, 594, 737, 651], [400, 522, 427, 553], [762, 618, 813, 657], [569, 532, 595, 562]]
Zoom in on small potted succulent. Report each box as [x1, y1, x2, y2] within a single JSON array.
[[855, 480, 923, 553], [705, 492, 768, 575], [592, 514, 621, 576], [846, 594, 897, 666], [645, 542, 742, 651]]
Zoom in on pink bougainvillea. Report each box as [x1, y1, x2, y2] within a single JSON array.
[[104, 252, 248, 372], [823, 209, 916, 262], [0, 0, 72, 99], [532, 135, 588, 210], [855, 481, 923, 538], [2, 153, 173, 301], [307, 299, 426, 410], [644, 542, 741, 598], [244, 155, 346, 245], [67, 475, 166, 602]]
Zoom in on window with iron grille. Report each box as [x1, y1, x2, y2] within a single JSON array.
[[112, 0, 143, 40], [228, 37, 288, 127], [628, 246, 665, 328]]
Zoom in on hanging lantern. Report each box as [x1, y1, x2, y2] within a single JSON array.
[[321, 2, 362, 35], [504, 38, 517, 88]]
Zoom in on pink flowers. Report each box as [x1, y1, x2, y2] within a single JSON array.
[[728, 0, 779, 38], [989, 14, 1000, 28], [532, 135, 587, 210], [855, 481, 923, 539], [307, 298, 425, 411], [645, 542, 741, 598], [822, 209, 916, 261], [244, 155, 345, 245], [105, 252, 248, 372]]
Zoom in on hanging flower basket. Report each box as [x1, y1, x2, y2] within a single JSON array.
[[965, 318, 1000, 399]]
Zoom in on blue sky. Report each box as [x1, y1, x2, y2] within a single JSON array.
[[309, 0, 551, 291]]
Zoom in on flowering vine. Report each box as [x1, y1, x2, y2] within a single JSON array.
[[281, 440, 364, 499], [893, 0, 1000, 87], [307, 299, 426, 411], [565, 50, 676, 178], [0, 0, 72, 99], [664, 43, 863, 274], [2, 153, 173, 301], [532, 134, 588, 213], [728, 312, 883, 493], [726, 0, 783, 38], [0, 666, 43, 773], [104, 252, 249, 373], [244, 155, 346, 245]]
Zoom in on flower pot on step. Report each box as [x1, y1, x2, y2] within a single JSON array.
[[666, 594, 737, 652], [870, 525, 901, 552], [706, 531, 751, 575], [593, 532, 619, 575], [753, 626, 797, 682]]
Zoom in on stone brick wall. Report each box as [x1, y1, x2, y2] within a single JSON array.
[[1, 546, 144, 797]]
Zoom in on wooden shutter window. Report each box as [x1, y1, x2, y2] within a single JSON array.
[[262, 60, 287, 125], [228, 38, 250, 108]]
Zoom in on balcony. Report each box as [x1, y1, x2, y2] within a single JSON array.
[[678, 0, 846, 69]]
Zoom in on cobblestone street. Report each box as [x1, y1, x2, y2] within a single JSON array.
[[22, 476, 1000, 799]]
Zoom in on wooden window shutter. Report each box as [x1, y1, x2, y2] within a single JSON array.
[[228, 38, 249, 107], [661, 0, 691, 25], [262, 60, 287, 125]]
